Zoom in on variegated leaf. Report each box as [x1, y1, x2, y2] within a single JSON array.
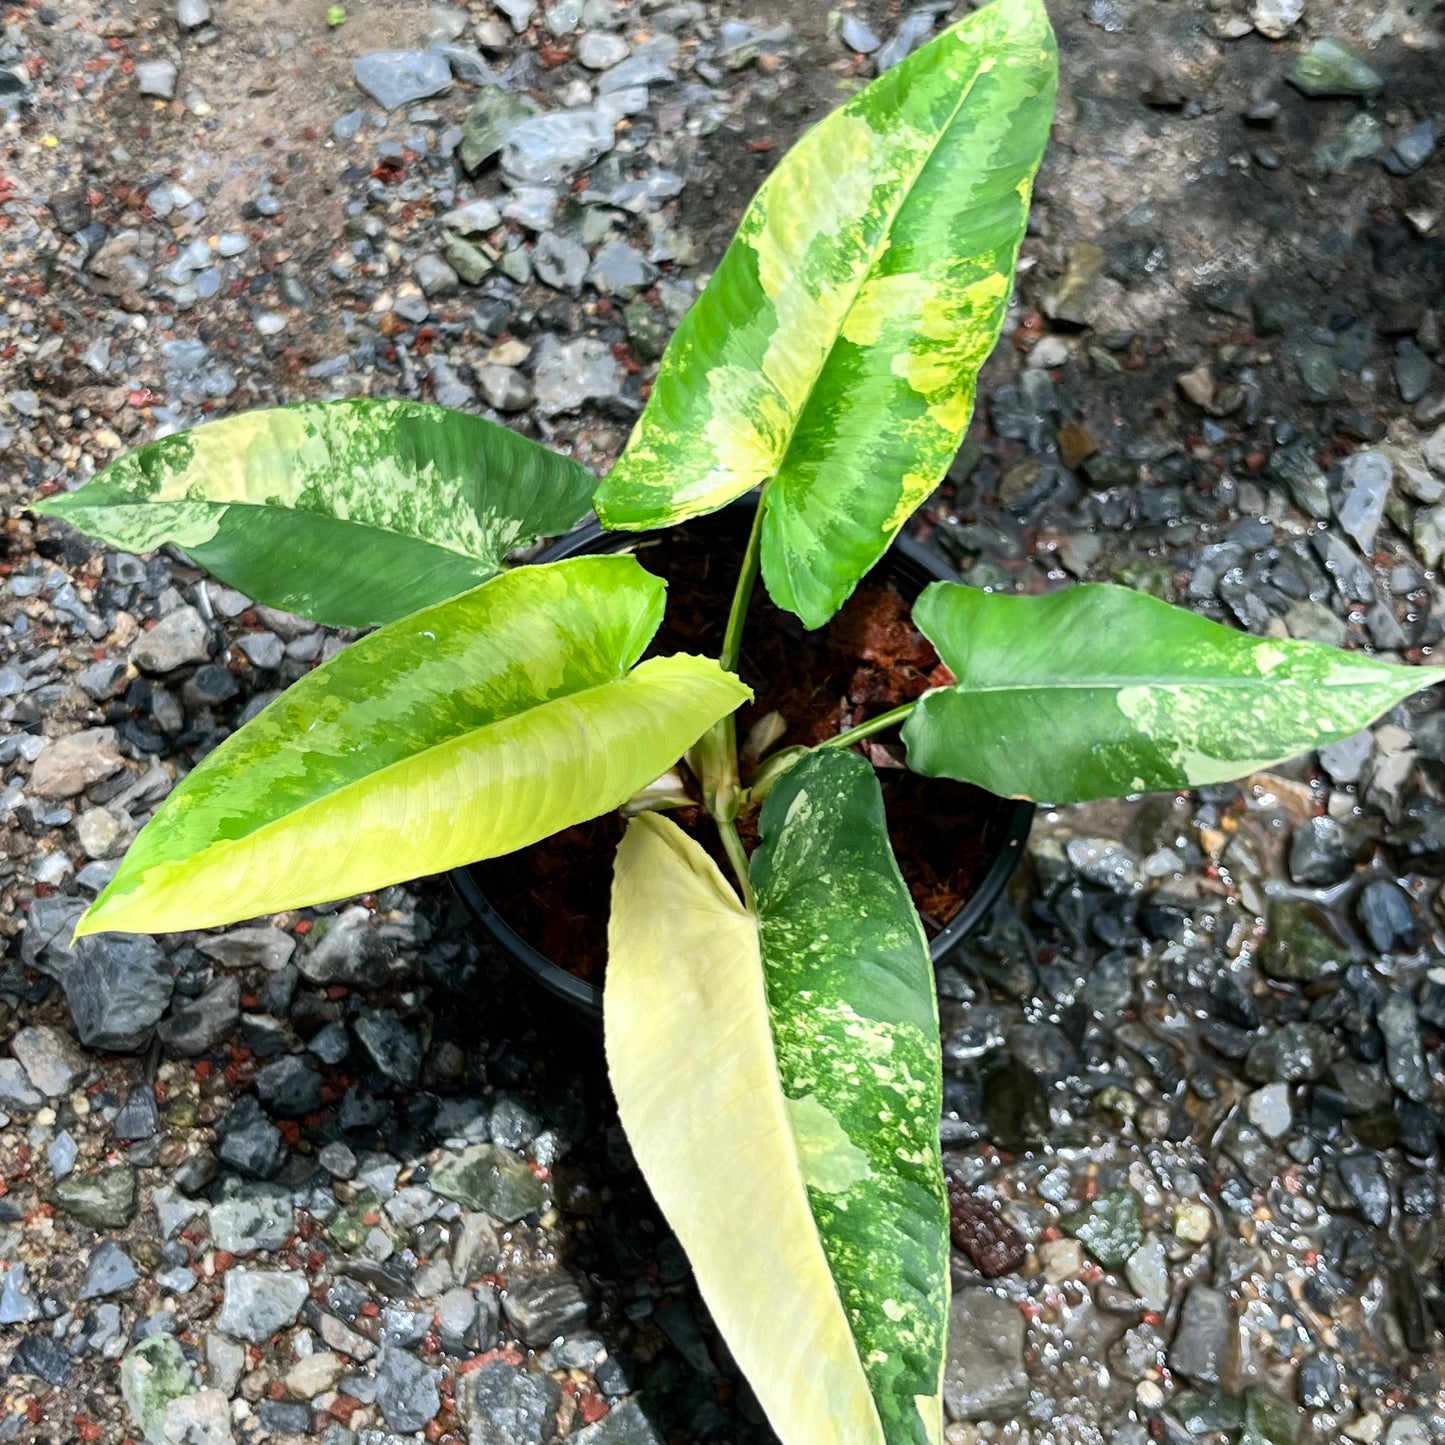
[[903, 581, 1439, 802], [594, 0, 1057, 629], [606, 748, 946, 1445], [78, 557, 748, 936], [33, 400, 597, 628]]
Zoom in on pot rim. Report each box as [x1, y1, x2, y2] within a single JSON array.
[[451, 498, 1034, 1018]]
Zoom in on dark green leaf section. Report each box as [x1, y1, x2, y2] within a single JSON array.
[[752, 750, 947, 1445], [33, 399, 597, 627], [904, 581, 1438, 802]]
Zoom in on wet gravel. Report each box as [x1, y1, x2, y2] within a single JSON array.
[[1, 0, 1445, 1441]]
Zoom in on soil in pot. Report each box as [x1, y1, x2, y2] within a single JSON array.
[[472, 510, 1019, 984]]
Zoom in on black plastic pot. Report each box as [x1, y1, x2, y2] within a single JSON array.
[[451, 501, 1034, 1019]]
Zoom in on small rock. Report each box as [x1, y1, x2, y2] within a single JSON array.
[[376, 1345, 441, 1432], [162, 1389, 233, 1445], [577, 31, 629, 68], [1339, 1152, 1391, 1225], [501, 110, 614, 184], [132, 607, 212, 672], [477, 365, 533, 412], [1246, 1082, 1293, 1140], [1378, 994, 1429, 1103], [588, 239, 657, 298], [210, 1187, 293, 1255], [353, 1009, 422, 1086], [30, 727, 125, 798], [121, 1336, 195, 1445], [841, 13, 881, 53], [215, 1268, 309, 1342], [299, 906, 390, 987], [176, 0, 211, 27], [353, 50, 452, 110], [157, 977, 240, 1057], [1288, 37, 1384, 97], [49, 1166, 138, 1227], [465, 1359, 562, 1445], [1063, 1188, 1143, 1267], [459, 87, 540, 173], [532, 336, 624, 417], [285, 1351, 346, 1399], [1251, 0, 1302, 37], [942, 1290, 1028, 1422], [533, 232, 590, 292], [1170, 1284, 1231, 1385], [136, 60, 179, 99], [1335, 451, 1392, 551], [502, 1272, 588, 1345], [45, 933, 174, 1051], [1288, 815, 1356, 885], [79, 1240, 140, 1299], [415, 252, 460, 297], [11, 1024, 90, 1095], [1124, 1235, 1169, 1310], [430, 1144, 546, 1220]]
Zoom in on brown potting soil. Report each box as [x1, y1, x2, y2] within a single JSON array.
[[473, 512, 1014, 983]]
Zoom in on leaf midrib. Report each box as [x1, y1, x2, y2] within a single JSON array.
[[931, 672, 1411, 694]]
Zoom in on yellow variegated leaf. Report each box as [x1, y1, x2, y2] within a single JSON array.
[[595, 0, 1057, 628], [606, 812, 888, 1445], [78, 558, 748, 936]]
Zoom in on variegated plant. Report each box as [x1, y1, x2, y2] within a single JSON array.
[[30, 0, 1439, 1440]]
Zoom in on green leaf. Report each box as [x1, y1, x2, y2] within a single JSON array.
[[78, 556, 748, 937], [903, 581, 1439, 802], [33, 400, 597, 628], [594, 0, 1056, 629], [606, 749, 946, 1445]]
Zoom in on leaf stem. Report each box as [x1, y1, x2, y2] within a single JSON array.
[[720, 496, 766, 675], [822, 701, 918, 751], [716, 815, 756, 910]]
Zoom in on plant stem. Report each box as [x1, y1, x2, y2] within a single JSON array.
[[716, 816, 756, 910], [822, 700, 918, 751], [720, 497, 766, 675]]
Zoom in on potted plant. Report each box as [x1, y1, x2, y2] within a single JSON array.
[[32, 0, 1437, 1440]]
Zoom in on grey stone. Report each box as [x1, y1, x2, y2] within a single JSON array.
[[502, 1272, 588, 1345], [0, 1263, 41, 1324], [577, 32, 630, 68], [477, 365, 533, 412], [1288, 815, 1356, 885], [587, 239, 657, 298], [210, 1187, 293, 1255], [597, 34, 678, 93], [353, 51, 452, 110], [532, 336, 624, 416], [942, 1290, 1028, 1421], [199, 926, 295, 972], [162, 1389, 232, 1445], [464, 1359, 561, 1445], [30, 727, 125, 798], [157, 977, 240, 1057], [533, 232, 590, 292], [45, 934, 173, 1051], [299, 906, 390, 987], [1246, 1082, 1293, 1140], [430, 1144, 547, 1220], [1339, 1151, 1391, 1225], [176, 0, 211, 27], [10, 1024, 88, 1095], [841, 14, 881, 52], [1251, 0, 1301, 38], [136, 60, 179, 99], [1319, 729, 1373, 783], [114, 1081, 159, 1140], [132, 607, 212, 672], [1124, 1235, 1169, 1310], [218, 1099, 285, 1179], [216, 1268, 309, 1342], [570, 1401, 663, 1445], [431, 42, 498, 86], [0, 1060, 43, 1112], [415, 252, 461, 297], [502, 110, 614, 184], [876, 11, 935, 72], [1388, 120, 1438, 176], [1334, 451, 1392, 551], [235, 631, 283, 670], [445, 236, 493, 284], [376, 1345, 441, 1432], [353, 1009, 422, 1086], [442, 198, 503, 234], [1170, 1284, 1231, 1384], [496, 0, 537, 29], [1379, 994, 1429, 1103], [79, 1240, 140, 1299], [255, 1054, 324, 1118]]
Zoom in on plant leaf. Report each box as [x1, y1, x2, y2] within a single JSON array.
[[903, 581, 1439, 802], [752, 750, 948, 1445], [594, 0, 1056, 629], [33, 400, 597, 627], [78, 556, 748, 936], [606, 748, 947, 1445]]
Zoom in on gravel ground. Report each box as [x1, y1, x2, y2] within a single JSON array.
[[2, 0, 1445, 1442]]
